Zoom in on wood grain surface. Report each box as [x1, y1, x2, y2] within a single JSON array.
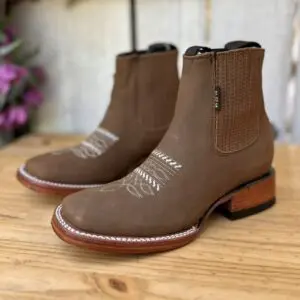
[[0, 134, 299, 300]]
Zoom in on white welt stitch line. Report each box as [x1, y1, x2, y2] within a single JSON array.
[[81, 141, 102, 155], [95, 127, 119, 141], [19, 165, 103, 189], [56, 205, 198, 243]]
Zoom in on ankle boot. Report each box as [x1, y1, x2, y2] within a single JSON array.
[[52, 43, 275, 254], [17, 43, 179, 196]]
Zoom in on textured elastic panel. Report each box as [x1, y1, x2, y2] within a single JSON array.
[[214, 49, 264, 153]]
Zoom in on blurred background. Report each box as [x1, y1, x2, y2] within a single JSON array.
[[0, 0, 300, 144]]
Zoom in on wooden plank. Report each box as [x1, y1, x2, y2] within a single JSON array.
[[11, 0, 130, 134], [210, 0, 296, 140], [0, 134, 299, 299]]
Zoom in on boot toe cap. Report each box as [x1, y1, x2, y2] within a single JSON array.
[[25, 154, 59, 182], [60, 189, 120, 236], [24, 150, 94, 184], [61, 191, 91, 230], [59, 186, 189, 238]]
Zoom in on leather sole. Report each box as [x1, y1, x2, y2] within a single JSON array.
[[17, 164, 102, 196], [51, 169, 276, 254]]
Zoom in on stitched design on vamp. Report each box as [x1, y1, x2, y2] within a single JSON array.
[[53, 127, 119, 159], [99, 149, 182, 198]]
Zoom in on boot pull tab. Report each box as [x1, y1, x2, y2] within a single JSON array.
[[148, 43, 176, 53], [224, 40, 261, 50], [184, 46, 212, 56]]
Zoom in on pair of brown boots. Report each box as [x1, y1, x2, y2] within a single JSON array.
[[17, 41, 275, 254]]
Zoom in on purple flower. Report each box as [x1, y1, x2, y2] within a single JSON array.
[[0, 112, 6, 128], [5, 105, 28, 128], [0, 64, 19, 82], [0, 27, 17, 45], [0, 110, 12, 130], [31, 67, 46, 84], [17, 67, 28, 79], [0, 80, 11, 94], [23, 89, 43, 106], [0, 106, 28, 130], [3, 27, 16, 44], [0, 64, 18, 95], [0, 64, 28, 95]]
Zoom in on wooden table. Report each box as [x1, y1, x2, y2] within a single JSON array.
[[0, 134, 299, 300]]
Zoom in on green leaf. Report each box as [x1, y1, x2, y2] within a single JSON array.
[[11, 48, 39, 66], [27, 70, 38, 87], [6, 77, 28, 105], [0, 94, 7, 111], [0, 32, 7, 44], [0, 21, 7, 31], [0, 39, 22, 58]]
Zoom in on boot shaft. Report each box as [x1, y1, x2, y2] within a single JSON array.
[[171, 45, 272, 157], [102, 44, 179, 136]]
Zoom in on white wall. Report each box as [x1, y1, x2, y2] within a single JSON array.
[[12, 0, 130, 133], [11, 0, 206, 134]]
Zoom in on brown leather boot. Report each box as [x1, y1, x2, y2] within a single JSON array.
[[52, 42, 275, 254], [17, 43, 179, 196]]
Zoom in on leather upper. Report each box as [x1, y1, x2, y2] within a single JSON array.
[[24, 47, 179, 184], [61, 47, 274, 237]]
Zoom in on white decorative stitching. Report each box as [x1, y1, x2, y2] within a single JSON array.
[[73, 128, 119, 159], [97, 149, 182, 199], [55, 204, 198, 243], [18, 165, 102, 189], [95, 127, 119, 141], [54, 127, 119, 159], [134, 168, 160, 192], [153, 150, 182, 170], [81, 141, 103, 156]]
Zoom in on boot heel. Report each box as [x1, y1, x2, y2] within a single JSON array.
[[220, 169, 276, 220]]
